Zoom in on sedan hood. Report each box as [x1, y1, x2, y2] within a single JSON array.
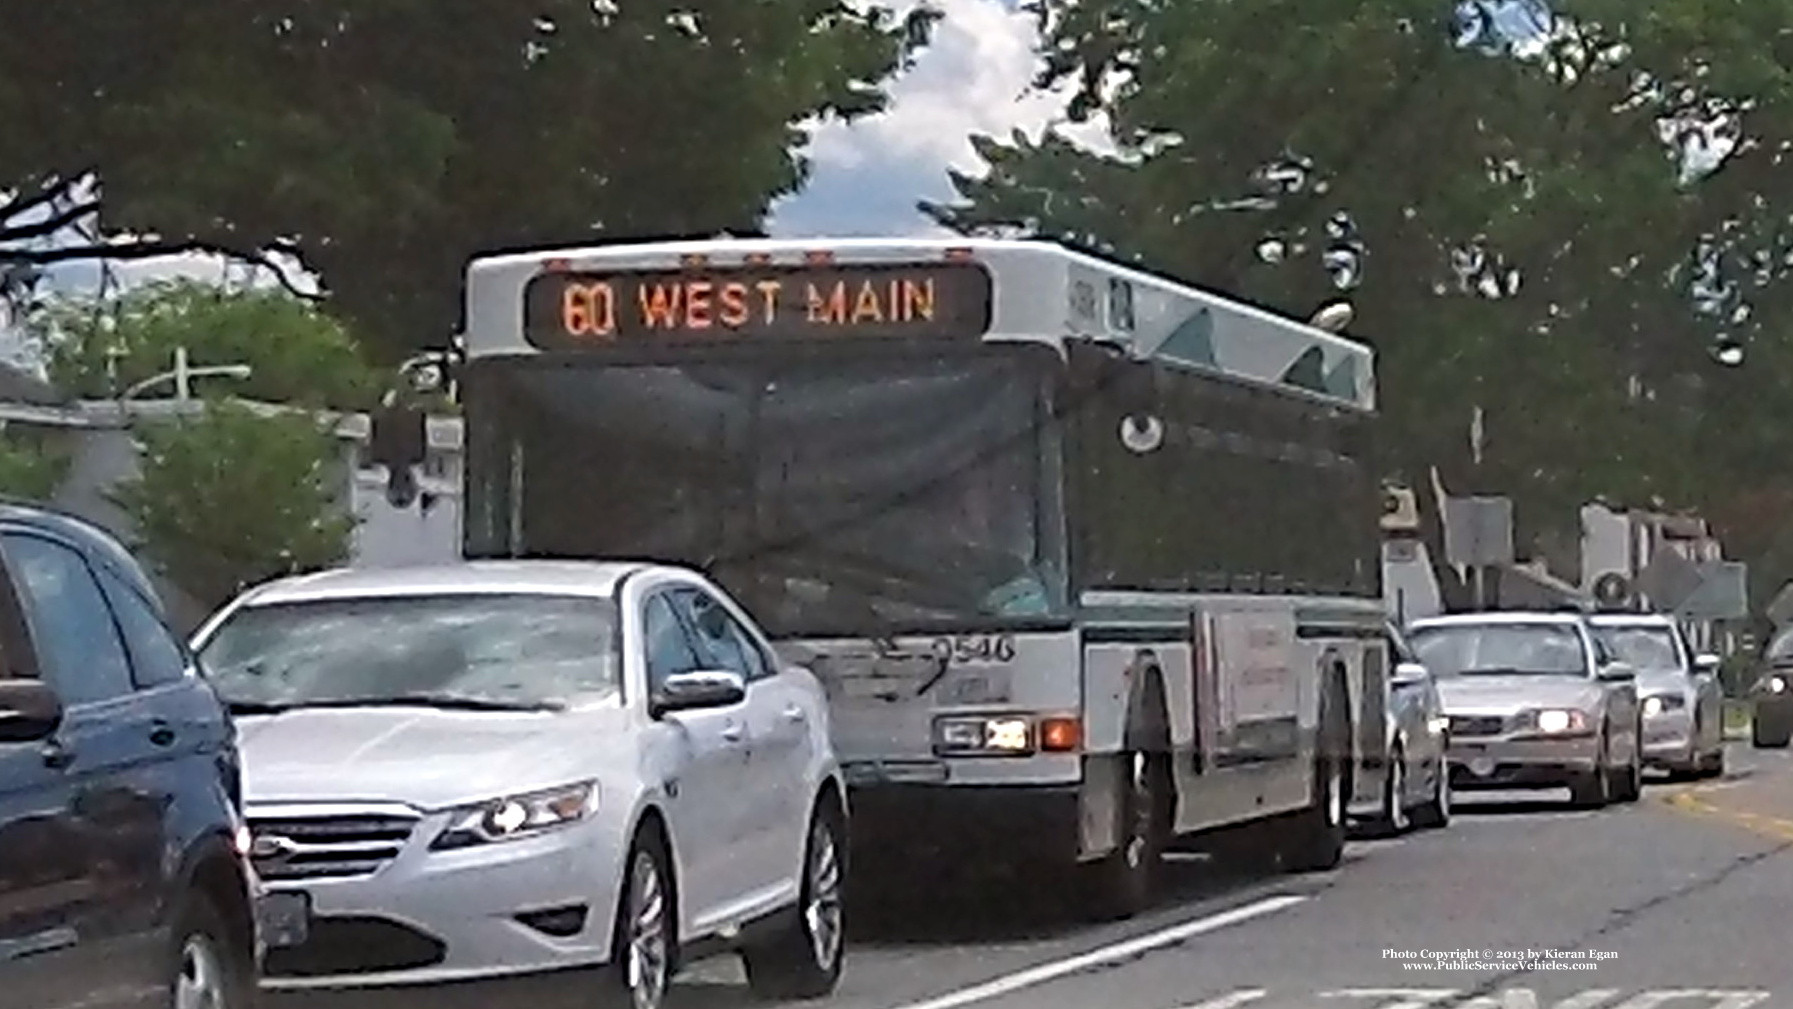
[[1435, 674, 1604, 715], [1633, 670, 1691, 698], [237, 704, 634, 811]]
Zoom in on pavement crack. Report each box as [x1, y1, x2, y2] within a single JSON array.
[[1439, 837, 1793, 1006]]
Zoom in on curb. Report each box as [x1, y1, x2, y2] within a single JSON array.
[[1722, 699, 1752, 741]]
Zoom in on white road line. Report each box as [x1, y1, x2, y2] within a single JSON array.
[[884, 894, 1307, 1009], [1173, 989, 1270, 1009]]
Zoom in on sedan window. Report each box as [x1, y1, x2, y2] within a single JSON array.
[[197, 593, 619, 711], [1592, 626, 1682, 673]]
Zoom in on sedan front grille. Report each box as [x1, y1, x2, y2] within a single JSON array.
[[1449, 715, 1508, 737], [249, 809, 420, 882]]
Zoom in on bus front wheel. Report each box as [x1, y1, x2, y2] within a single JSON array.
[[1283, 684, 1348, 873], [1080, 749, 1171, 922]]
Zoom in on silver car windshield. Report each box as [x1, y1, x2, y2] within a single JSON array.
[[1591, 626, 1681, 674], [197, 593, 620, 713], [1407, 623, 1588, 677]]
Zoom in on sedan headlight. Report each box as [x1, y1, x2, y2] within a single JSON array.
[[1769, 676, 1788, 695], [1528, 708, 1590, 735], [1642, 694, 1686, 717], [431, 782, 596, 851]]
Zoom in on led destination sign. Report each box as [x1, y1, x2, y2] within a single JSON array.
[[521, 261, 993, 349]]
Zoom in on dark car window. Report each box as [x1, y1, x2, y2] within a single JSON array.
[[97, 567, 189, 688], [643, 593, 704, 692], [671, 588, 771, 681], [3, 533, 133, 705]]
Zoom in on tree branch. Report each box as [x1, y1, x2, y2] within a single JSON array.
[[0, 237, 323, 302], [0, 200, 103, 244], [0, 173, 94, 228]]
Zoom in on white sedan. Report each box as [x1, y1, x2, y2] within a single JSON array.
[[191, 560, 847, 1009]]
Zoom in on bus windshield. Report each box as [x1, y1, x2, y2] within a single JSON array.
[[473, 351, 1067, 637]]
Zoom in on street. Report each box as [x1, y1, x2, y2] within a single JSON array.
[[272, 741, 1793, 1009], [673, 742, 1793, 1009]]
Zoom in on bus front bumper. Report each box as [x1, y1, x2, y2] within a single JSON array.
[[845, 783, 1084, 865]]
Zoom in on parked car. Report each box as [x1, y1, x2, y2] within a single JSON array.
[[0, 499, 259, 1009], [1405, 611, 1642, 808], [1749, 624, 1793, 748], [190, 560, 846, 1009], [1372, 620, 1452, 834], [1586, 613, 1725, 778]]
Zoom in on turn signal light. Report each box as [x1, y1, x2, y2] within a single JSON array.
[[1040, 716, 1082, 752]]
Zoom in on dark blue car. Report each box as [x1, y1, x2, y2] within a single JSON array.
[[0, 500, 260, 1008]]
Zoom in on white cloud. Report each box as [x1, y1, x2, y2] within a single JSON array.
[[770, 0, 1113, 237], [807, 0, 1109, 174]]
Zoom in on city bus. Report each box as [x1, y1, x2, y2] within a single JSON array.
[[442, 236, 1388, 919]]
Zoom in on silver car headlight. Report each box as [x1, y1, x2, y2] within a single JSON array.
[[431, 781, 596, 851], [1526, 708, 1591, 735], [1642, 694, 1686, 717], [1769, 676, 1788, 694]]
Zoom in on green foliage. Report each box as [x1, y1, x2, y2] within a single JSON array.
[[0, 1, 940, 360], [930, 0, 1793, 565], [111, 400, 355, 610], [0, 431, 70, 503], [31, 280, 382, 410]]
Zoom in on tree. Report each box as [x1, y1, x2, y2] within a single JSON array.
[[0, 1, 939, 361], [927, 0, 1793, 558], [111, 400, 355, 610], [0, 432, 70, 503], [31, 279, 383, 410]]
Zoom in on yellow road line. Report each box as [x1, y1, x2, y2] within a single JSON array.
[[1659, 784, 1793, 843]]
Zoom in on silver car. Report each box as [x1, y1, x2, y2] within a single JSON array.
[[1587, 613, 1725, 779], [1405, 612, 1643, 808], [1370, 620, 1452, 834]]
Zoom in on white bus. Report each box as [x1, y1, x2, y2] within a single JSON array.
[[444, 237, 1390, 919]]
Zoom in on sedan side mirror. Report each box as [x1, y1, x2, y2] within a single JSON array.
[[1597, 662, 1636, 683], [1693, 653, 1721, 674], [0, 680, 63, 743], [1391, 661, 1429, 688], [650, 669, 746, 718]]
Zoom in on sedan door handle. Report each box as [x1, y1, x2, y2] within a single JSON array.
[[782, 705, 807, 724], [720, 724, 745, 743]]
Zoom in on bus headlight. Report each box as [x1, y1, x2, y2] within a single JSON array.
[[935, 716, 1033, 755], [931, 714, 1083, 756]]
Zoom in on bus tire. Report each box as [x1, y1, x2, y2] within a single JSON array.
[[1284, 679, 1347, 873], [1081, 678, 1172, 922]]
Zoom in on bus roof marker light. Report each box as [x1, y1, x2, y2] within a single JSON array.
[[543, 258, 571, 273], [944, 247, 975, 262], [803, 250, 835, 265], [680, 253, 710, 268], [743, 252, 773, 266]]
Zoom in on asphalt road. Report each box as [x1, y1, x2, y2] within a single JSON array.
[[683, 741, 1793, 1009], [282, 742, 1793, 1009]]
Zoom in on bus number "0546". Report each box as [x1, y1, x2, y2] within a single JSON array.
[[931, 635, 1017, 665]]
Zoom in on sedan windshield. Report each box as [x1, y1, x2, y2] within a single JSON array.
[[196, 593, 619, 712], [1591, 626, 1682, 674], [1407, 623, 1589, 677]]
